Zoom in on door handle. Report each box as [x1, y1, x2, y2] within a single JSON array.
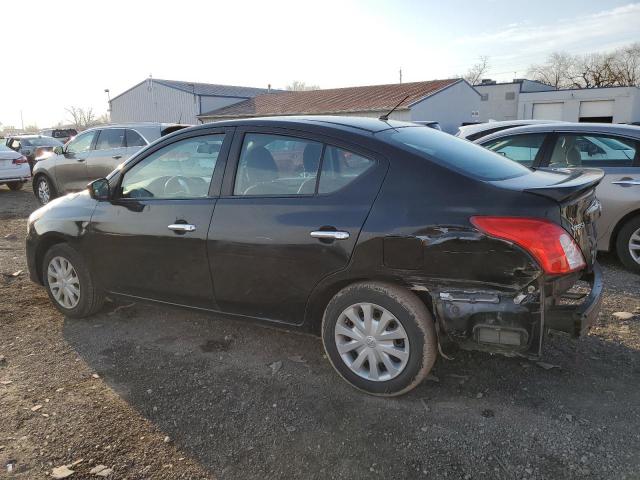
[[76, 157, 86, 162], [612, 180, 640, 186], [168, 223, 196, 233], [112, 155, 122, 159], [310, 230, 350, 240]]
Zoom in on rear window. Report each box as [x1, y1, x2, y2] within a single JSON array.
[[382, 127, 531, 181], [22, 137, 62, 147]]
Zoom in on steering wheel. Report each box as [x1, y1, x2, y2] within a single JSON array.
[[164, 176, 192, 196]]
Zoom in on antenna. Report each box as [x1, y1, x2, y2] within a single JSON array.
[[379, 95, 410, 121]]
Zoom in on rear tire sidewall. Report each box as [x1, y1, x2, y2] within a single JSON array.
[[43, 244, 102, 318], [616, 217, 640, 273], [322, 282, 437, 396], [35, 175, 56, 205]]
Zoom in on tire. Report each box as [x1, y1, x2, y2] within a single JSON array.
[[7, 181, 23, 191], [616, 216, 640, 273], [322, 281, 437, 396], [34, 174, 56, 205], [43, 243, 104, 318]]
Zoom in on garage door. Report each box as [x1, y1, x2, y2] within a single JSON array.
[[532, 102, 564, 120], [579, 100, 614, 123]]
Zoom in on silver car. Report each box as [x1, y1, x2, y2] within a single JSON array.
[[476, 123, 640, 272], [32, 123, 187, 205], [456, 119, 559, 142]]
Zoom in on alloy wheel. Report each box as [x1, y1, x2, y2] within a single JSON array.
[[38, 178, 50, 204], [334, 302, 410, 381], [47, 256, 81, 309], [629, 227, 640, 264]]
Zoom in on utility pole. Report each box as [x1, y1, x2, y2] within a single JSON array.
[[399, 68, 403, 84], [20, 110, 24, 131]]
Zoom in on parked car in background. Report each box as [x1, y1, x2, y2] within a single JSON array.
[[0, 143, 30, 190], [413, 120, 442, 131], [39, 128, 78, 144], [456, 120, 559, 142], [476, 123, 640, 272], [5, 135, 63, 172], [26, 116, 603, 396], [32, 122, 188, 205]]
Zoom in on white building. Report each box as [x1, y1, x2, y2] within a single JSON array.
[[474, 79, 555, 122], [109, 79, 273, 125], [518, 86, 640, 123], [198, 79, 481, 134]]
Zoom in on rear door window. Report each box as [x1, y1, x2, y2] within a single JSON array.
[[318, 146, 374, 193], [95, 129, 125, 150], [384, 126, 530, 180], [125, 129, 147, 148], [549, 134, 637, 168], [482, 133, 547, 167]]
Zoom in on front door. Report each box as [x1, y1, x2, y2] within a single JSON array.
[[54, 130, 97, 192], [87, 129, 231, 308], [208, 129, 387, 324], [88, 128, 128, 180], [541, 132, 639, 248]]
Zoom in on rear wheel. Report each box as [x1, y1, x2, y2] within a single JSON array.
[[35, 175, 56, 205], [616, 216, 640, 273], [322, 281, 437, 396], [43, 244, 104, 318], [7, 182, 23, 191]]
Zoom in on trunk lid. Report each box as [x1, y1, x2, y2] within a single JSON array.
[[491, 168, 604, 269]]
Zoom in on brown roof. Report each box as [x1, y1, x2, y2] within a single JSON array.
[[199, 79, 462, 119]]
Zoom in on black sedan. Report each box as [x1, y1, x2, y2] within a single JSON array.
[[26, 117, 603, 396]]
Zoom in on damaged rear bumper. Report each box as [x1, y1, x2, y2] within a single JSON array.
[[431, 262, 603, 358]]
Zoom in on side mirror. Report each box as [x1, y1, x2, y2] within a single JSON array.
[[88, 178, 110, 201], [53, 145, 64, 155]]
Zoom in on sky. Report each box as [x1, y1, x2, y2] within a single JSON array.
[[1, 0, 638, 128]]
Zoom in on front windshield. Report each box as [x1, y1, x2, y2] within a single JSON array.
[[382, 126, 531, 181]]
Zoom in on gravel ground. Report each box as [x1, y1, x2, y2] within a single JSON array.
[[1, 185, 639, 479]]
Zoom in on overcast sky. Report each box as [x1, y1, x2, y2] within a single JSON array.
[[1, 0, 638, 128]]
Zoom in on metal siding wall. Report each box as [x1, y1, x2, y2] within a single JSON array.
[[410, 82, 481, 133], [110, 82, 199, 124]]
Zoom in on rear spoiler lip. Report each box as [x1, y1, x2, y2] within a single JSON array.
[[523, 167, 605, 203]]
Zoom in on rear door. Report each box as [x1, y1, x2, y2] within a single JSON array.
[[207, 128, 387, 324], [540, 132, 639, 249], [89, 128, 127, 180]]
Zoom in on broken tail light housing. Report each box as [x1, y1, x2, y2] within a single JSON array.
[[470, 216, 586, 275], [12, 155, 28, 165]]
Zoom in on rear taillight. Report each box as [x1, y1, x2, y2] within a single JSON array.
[[470, 216, 586, 275], [12, 156, 28, 165]]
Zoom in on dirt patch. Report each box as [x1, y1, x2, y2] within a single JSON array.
[[1, 185, 639, 479]]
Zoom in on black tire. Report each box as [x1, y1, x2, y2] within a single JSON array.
[[616, 216, 640, 273], [322, 281, 438, 396], [7, 181, 23, 191], [34, 174, 56, 205], [42, 243, 104, 318]]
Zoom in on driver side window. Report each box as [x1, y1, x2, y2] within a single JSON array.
[[120, 134, 224, 199], [66, 131, 96, 154]]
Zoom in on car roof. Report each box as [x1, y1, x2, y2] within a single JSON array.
[[7, 134, 53, 139], [193, 115, 415, 134], [475, 122, 640, 143]]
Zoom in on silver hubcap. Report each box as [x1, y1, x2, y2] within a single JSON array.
[[47, 256, 80, 309], [334, 302, 410, 382], [630, 227, 640, 264], [38, 179, 50, 204]]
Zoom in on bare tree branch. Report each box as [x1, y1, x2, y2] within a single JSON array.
[[285, 81, 320, 91], [463, 56, 490, 85]]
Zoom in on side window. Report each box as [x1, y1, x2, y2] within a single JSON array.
[[318, 146, 374, 194], [483, 133, 546, 167], [66, 131, 96, 154], [95, 129, 125, 150], [120, 134, 224, 199], [234, 133, 322, 196], [9, 139, 21, 150], [125, 129, 147, 148], [549, 134, 636, 168]]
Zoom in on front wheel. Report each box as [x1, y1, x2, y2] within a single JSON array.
[[7, 181, 23, 191], [616, 216, 640, 273], [322, 282, 438, 396], [43, 244, 104, 318], [34, 175, 56, 205]]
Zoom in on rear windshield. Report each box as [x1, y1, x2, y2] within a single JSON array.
[[382, 126, 531, 181], [0, 144, 12, 152], [22, 137, 62, 147]]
